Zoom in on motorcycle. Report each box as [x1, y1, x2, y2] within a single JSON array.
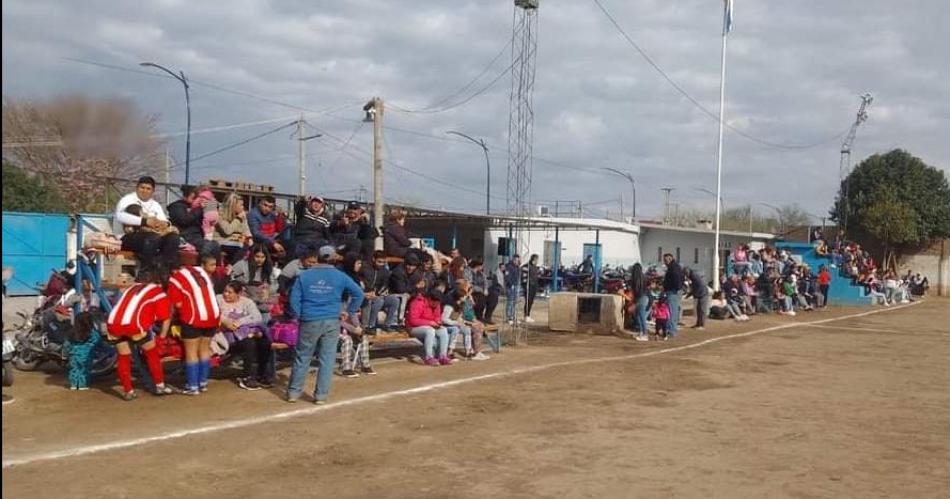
[[2, 332, 14, 387], [2, 266, 13, 387], [11, 270, 116, 377]]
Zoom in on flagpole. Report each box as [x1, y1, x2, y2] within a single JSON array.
[[712, 2, 730, 292]]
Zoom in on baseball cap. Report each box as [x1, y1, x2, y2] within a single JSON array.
[[318, 245, 338, 260], [310, 196, 325, 205], [346, 201, 362, 211]]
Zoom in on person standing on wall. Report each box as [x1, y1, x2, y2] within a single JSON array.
[[285, 246, 364, 405], [662, 253, 684, 338]]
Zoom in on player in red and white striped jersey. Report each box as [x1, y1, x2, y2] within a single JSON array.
[[106, 271, 175, 401], [168, 254, 222, 394]]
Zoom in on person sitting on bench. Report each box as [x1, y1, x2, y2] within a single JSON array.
[[113, 176, 179, 271]]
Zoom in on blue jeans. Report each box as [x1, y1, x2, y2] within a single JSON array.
[[666, 292, 681, 337], [445, 325, 460, 353], [505, 285, 519, 321], [635, 295, 650, 335], [286, 319, 340, 401], [361, 295, 400, 328], [410, 326, 449, 359]]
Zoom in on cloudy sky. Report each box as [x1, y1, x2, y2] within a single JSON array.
[[3, 0, 948, 220]]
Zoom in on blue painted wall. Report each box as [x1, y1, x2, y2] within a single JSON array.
[[2, 212, 70, 296], [776, 242, 872, 306]]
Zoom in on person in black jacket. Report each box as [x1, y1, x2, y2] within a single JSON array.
[[686, 268, 710, 330], [504, 254, 522, 324], [292, 196, 331, 258], [360, 251, 399, 332], [383, 209, 413, 259], [168, 185, 218, 257], [662, 253, 684, 338], [332, 202, 375, 259], [523, 254, 541, 322], [389, 252, 422, 326]]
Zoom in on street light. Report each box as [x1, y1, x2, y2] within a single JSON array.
[[446, 130, 491, 215], [694, 187, 726, 212], [758, 202, 784, 236], [602, 167, 636, 221], [140, 62, 191, 185]]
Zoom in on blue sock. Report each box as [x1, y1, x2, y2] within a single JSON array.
[[199, 359, 211, 387], [185, 362, 199, 390]]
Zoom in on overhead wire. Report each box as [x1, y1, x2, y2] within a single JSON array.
[[169, 121, 297, 170], [589, 0, 848, 150]]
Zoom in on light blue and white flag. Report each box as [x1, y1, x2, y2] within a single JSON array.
[[723, 0, 734, 34]]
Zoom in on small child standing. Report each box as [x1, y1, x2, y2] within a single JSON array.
[[192, 186, 220, 241], [652, 294, 671, 341], [64, 312, 102, 390]]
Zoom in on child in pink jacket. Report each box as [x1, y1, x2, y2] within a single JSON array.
[[191, 186, 220, 241], [652, 294, 671, 341], [405, 289, 452, 366]]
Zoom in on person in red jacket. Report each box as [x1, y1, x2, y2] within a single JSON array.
[[169, 254, 222, 394], [405, 288, 452, 366], [106, 271, 175, 401], [817, 265, 832, 308]]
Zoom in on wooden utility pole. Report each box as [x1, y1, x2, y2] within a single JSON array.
[[364, 97, 384, 250]]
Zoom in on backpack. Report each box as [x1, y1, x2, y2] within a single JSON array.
[[270, 320, 300, 347]]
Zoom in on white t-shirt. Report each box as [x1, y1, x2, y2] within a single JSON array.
[[113, 192, 168, 235]]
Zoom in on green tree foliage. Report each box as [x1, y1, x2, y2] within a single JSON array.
[[1, 163, 67, 213], [833, 149, 950, 250]]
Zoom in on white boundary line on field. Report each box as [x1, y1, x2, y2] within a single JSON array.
[[1, 302, 920, 469], [809, 324, 897, 334]]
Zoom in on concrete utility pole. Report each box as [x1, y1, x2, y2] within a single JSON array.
[[364, 98, 385, 249], [295, 116, 322, 197]]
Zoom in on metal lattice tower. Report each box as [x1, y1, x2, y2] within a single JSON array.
[[506, 0, 539, 345], [507, 0, 539, 222], [839, 92, 873, 233]]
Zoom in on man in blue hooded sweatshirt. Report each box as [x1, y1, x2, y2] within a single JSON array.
[[286, 246, 364, 404]]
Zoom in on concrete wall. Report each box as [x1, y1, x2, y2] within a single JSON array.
[[899, 239, 949, 296], [639, 228, 769, 278], [484, 227, 640, 271]]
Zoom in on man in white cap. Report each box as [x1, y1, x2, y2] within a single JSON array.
[[286, 245, 364, 404]]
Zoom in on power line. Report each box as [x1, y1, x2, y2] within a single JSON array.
[[169, 121, 297, 170], [64, 57, 362, 118], [590, 0, 847, 150], [390, 41, 515, 114]]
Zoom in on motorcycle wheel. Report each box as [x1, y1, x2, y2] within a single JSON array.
[[2, 362, 13, 387], [13, 349, 42, 371], [90, 344, 117, 378]]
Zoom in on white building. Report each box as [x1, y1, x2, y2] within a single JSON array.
[[484, 217, 641, 271], [638, 222, 775, 278], [481, 218, 774, 279]]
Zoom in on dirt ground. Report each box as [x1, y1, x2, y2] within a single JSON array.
[[3, 297, 950, 498]]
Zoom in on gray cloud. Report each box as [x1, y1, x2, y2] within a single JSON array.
[[3, 0, 948, 219]]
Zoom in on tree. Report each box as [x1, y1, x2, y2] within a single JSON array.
[[832, 149, 950, 264], [1, 162, 68, 213], [1, 95, 165, 213], [859, 189, 918, 270]]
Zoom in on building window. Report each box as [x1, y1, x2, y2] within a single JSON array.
[[676, 247, 681, 262], [657, 247, 662, 262], [694, 248, 699, 264]]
